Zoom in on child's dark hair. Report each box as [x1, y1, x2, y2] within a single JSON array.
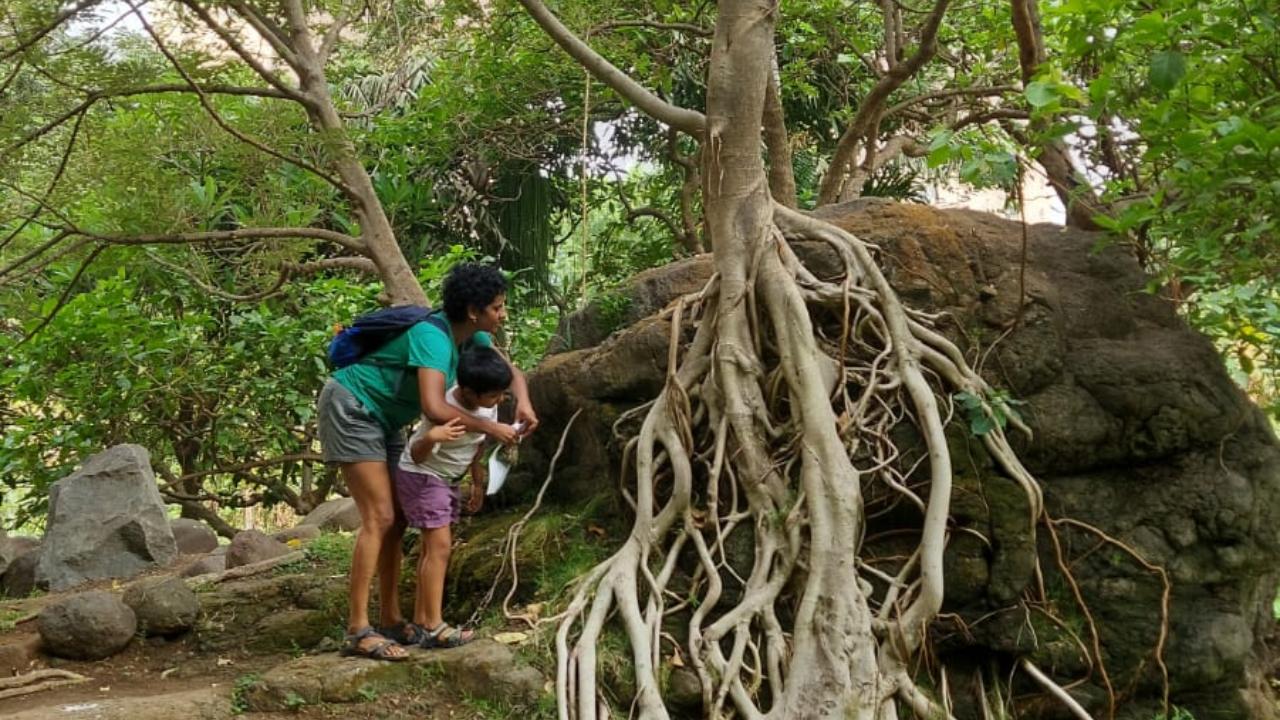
[[442, 263, 507, 322], [457, 346, 513, 394]]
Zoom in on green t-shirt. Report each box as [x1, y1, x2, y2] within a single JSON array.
[[333, 319, 493, 432]]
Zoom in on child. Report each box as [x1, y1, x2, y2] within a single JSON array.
[[394, 345, 513, 648]]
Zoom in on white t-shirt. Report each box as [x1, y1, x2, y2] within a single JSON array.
[[398, 387, 498, 481]]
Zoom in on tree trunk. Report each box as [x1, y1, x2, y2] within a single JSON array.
[[288, 17, 426, 306]]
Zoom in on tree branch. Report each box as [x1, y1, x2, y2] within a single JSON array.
[[1, 84, 294, 159], [1, 109, 84, 254], [319, 2, 360, 61], [516, 0, 706, 134], [16, 244, 106, 346], [818, 0, 952, 204], [882, 84, 1019, 119], [173, 0, 304, 98], [590, 19, 712, 37], [764, 55, 798, 208], [129, 3, 353, 196], [0, 0, 105, 63]]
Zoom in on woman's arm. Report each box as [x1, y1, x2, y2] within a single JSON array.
[[416, 367, 518, 444], [502, 358, 539, 436]]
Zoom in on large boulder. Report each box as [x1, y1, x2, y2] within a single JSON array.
[[37, 590, 137, 660], [169, 518, 219, 554], [225, 529, 291, 569], [0, 535, 39, 590], [123, 575, 200, 636], [35, 444, 178, 591], [299, 497, 361, 531], [522, 200, 1280, 719]]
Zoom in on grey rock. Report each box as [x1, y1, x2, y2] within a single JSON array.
[[170, 518, 219, 554], [272, 525, 321, 544], [180, 554, 227, 578], [0, 535, 39, 583], [123, 575, 200, 636], [35, 444, 178, 591], [38, 590, 137, 660], [245, 639, 544, 712], [665, 667, 703, 711], [0, 633, 41, 675], [1, 547, 40, 597], [225, 529, 291, 569], [299, 497, 361, 532]]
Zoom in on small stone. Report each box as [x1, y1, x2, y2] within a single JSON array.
[[180, 554, 227, 578], [1, 548, 40, 598], [38, 590, 137, 660], [123, 576, 201, 636], [225, 530, 291, 569], [665, 667, 702, 711], [169, 519, 219, 555], [300, 498, 361, 532]]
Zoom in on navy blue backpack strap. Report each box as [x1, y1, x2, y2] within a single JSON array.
[[327, 305, 432, 369]]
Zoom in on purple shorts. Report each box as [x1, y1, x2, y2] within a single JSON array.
[[394, 468, 460, 529]]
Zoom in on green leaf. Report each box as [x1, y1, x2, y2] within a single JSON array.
[[1025, 81, 1058, 108], [1149, 50, 1187, 93]]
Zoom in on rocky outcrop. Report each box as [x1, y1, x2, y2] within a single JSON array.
[[35, 444, 178, 591], [37, 590, 137, 660], [520, 200, 1280, 719]]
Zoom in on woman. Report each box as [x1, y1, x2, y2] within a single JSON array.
[[316, 263, 538, 659]]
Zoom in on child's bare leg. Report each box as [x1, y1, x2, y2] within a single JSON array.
[[414, 525, 452, 628]]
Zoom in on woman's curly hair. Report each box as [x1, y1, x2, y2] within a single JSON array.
[[441, 262, 508, 322]]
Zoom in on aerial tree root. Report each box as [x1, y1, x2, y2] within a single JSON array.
[[546, 203, 1108, 720]]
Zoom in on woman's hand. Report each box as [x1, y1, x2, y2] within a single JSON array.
[[515, 403, 539, 437], [426, 417, 466, 444]]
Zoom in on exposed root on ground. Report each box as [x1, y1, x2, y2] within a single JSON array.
[[0, 669, 89, 700]]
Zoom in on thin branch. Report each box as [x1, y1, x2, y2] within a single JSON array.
[[286, 256, 378, 275], [0, 108, 85, 254], [590, 19, 712, 37], [17, 244, 106, 346], [168, 453, 324, 484], [882, 84, 1019, 118], [174, 0, 303, 98], [319, 2, 361, 60], [2, 84, 295, 159], [129, 3, 354, 197], [90, 226, 364, 250], [819, 0, 952, 204], [0, 0, 105, 63], [516, 0, 706, 134]]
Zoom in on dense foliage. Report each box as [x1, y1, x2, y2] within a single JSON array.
[[1, 0, 1275, 529]]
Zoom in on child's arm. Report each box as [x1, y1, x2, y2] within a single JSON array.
[[466, 448, 487, 513], [409, 417, 466, 464]]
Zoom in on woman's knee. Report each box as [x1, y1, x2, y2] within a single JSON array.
[[359, 503, 398, 534]]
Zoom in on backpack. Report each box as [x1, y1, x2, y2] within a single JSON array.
[[327, 305, 450, 369]]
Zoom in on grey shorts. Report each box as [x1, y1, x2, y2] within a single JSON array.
[[316, 380, 405, 465]]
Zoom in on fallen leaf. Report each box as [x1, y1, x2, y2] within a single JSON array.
[[493, 631, 528, 645], [216, 657, 234, 667], [586, 523, 607, 539]]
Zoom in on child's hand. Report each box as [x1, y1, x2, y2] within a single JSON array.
[[466, 484, 484, 513], [427, 417, 466, 444], [486, 420, 519, 446]]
